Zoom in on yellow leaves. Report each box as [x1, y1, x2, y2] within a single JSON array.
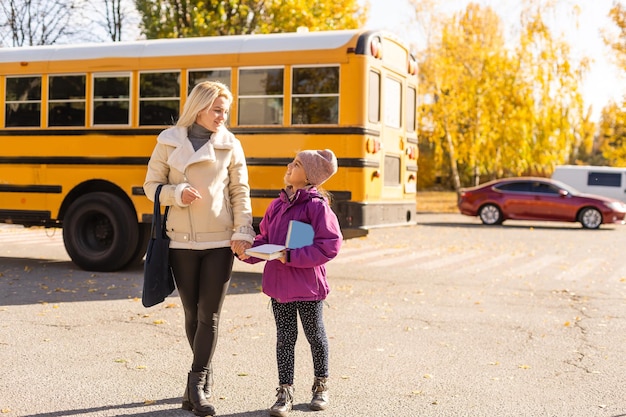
[[138, 0, 365, 39], [143, 399, 156, 405], [1, 409, 11, 414], [419, 1, 590, 185], [518, 364, 531, 369], [24, 265, 32, 272]]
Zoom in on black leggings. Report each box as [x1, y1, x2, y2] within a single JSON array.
[[170, 247, 234, 371], [271, 299, 329, 385]]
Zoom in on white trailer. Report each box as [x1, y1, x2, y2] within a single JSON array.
[[552, 165, 626, 202]]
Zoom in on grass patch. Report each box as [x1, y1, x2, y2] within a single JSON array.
[[416, 191, 458, 213]]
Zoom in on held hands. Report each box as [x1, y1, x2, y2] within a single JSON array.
[[182, 186, 202, 205], [231, 240, 252, 260]]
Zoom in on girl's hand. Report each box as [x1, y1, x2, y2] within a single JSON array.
[[231, 240, 252, 259]]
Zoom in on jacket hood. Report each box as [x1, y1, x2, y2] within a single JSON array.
[[280, 186, 325, 206]]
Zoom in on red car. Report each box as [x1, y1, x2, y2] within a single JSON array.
[[457, 177, 626, 229]]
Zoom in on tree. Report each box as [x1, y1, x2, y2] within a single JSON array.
[[606, 2, 626, 71], [597, 100, 626, 166], [134, 0, 367, 39], [415, 1, 592, 191], [599, 2, 626, 166], [0, 0, 78, 46]]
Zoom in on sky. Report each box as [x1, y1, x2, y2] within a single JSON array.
[[364, 0, 625, 122]]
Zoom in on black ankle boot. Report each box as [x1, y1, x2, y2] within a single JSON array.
[[203, 363, 214, 400], [182, 371, 215, 416]]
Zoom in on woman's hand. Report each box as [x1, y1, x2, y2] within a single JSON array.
[[182, 186, 202, 205], [231, 240, 252, 260]]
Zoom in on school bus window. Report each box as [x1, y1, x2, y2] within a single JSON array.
[[238, 67, 284, 125], [368, 71, 381, 123], [188, 70, 231, 94], [384, 77, 401, 128], [48, 75, 86, 127], [407, 86, 416, 133], [139, 71, 180, 126], [93, 74, 131, 125], [384, 155, 401, 186], [291, 66, 339, 125], [5, 76, 42, 127]]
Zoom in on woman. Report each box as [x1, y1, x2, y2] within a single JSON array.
[[144, 81, 255, 417]]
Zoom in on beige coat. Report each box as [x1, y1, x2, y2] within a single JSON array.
[[144, 126, 255, 250]]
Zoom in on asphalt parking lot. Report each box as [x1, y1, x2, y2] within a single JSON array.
[[0, 213, 625, 417]]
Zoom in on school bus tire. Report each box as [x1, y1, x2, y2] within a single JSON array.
[[62, 192, 139, 272], [123, 223, 151, 268]]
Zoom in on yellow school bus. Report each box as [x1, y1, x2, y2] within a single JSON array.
[[0, 29, 418, 271]]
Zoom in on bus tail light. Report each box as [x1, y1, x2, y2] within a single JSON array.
[[366, 138, 381, 154], [408, 57, 417, 75], [370, 38, 383, 59], [406, 145, 417, 160]]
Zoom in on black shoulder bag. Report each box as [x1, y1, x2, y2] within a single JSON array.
[[142, 184, 175, 307]]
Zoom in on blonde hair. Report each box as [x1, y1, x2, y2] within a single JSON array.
[[176, 81, 233, 127]]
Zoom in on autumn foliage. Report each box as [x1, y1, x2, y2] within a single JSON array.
[[416, 2, 593, 191]]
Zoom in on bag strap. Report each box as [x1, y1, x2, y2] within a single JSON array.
[[152, 184, 170, 239]]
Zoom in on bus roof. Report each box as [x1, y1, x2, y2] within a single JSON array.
[[0, 30, 365, 63]]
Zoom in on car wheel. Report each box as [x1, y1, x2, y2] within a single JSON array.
[[62, 192, 139, 271], [479, 204, 503, 225], [579, 207, 602, 229]]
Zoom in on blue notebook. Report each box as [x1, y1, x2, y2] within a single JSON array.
[[285, 220, 314, 249], [245, 220, 314, 260]]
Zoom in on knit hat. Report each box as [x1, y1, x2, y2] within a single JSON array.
[[297, 149, 338, 186]]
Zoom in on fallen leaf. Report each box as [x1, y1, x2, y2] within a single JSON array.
[[143, 399, 155, 405]]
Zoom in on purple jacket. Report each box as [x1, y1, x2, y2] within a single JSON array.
[[245, 186, 342, 303]]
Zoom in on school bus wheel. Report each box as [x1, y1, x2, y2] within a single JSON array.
[[62, 192, 139, 271], [124, 223, 151, 268]]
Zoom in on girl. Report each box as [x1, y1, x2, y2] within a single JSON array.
[[240, 149, 342, 416]]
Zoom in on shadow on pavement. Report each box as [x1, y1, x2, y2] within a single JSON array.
[[0, 257, 262, 306], [21, 397, 271, 416]]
